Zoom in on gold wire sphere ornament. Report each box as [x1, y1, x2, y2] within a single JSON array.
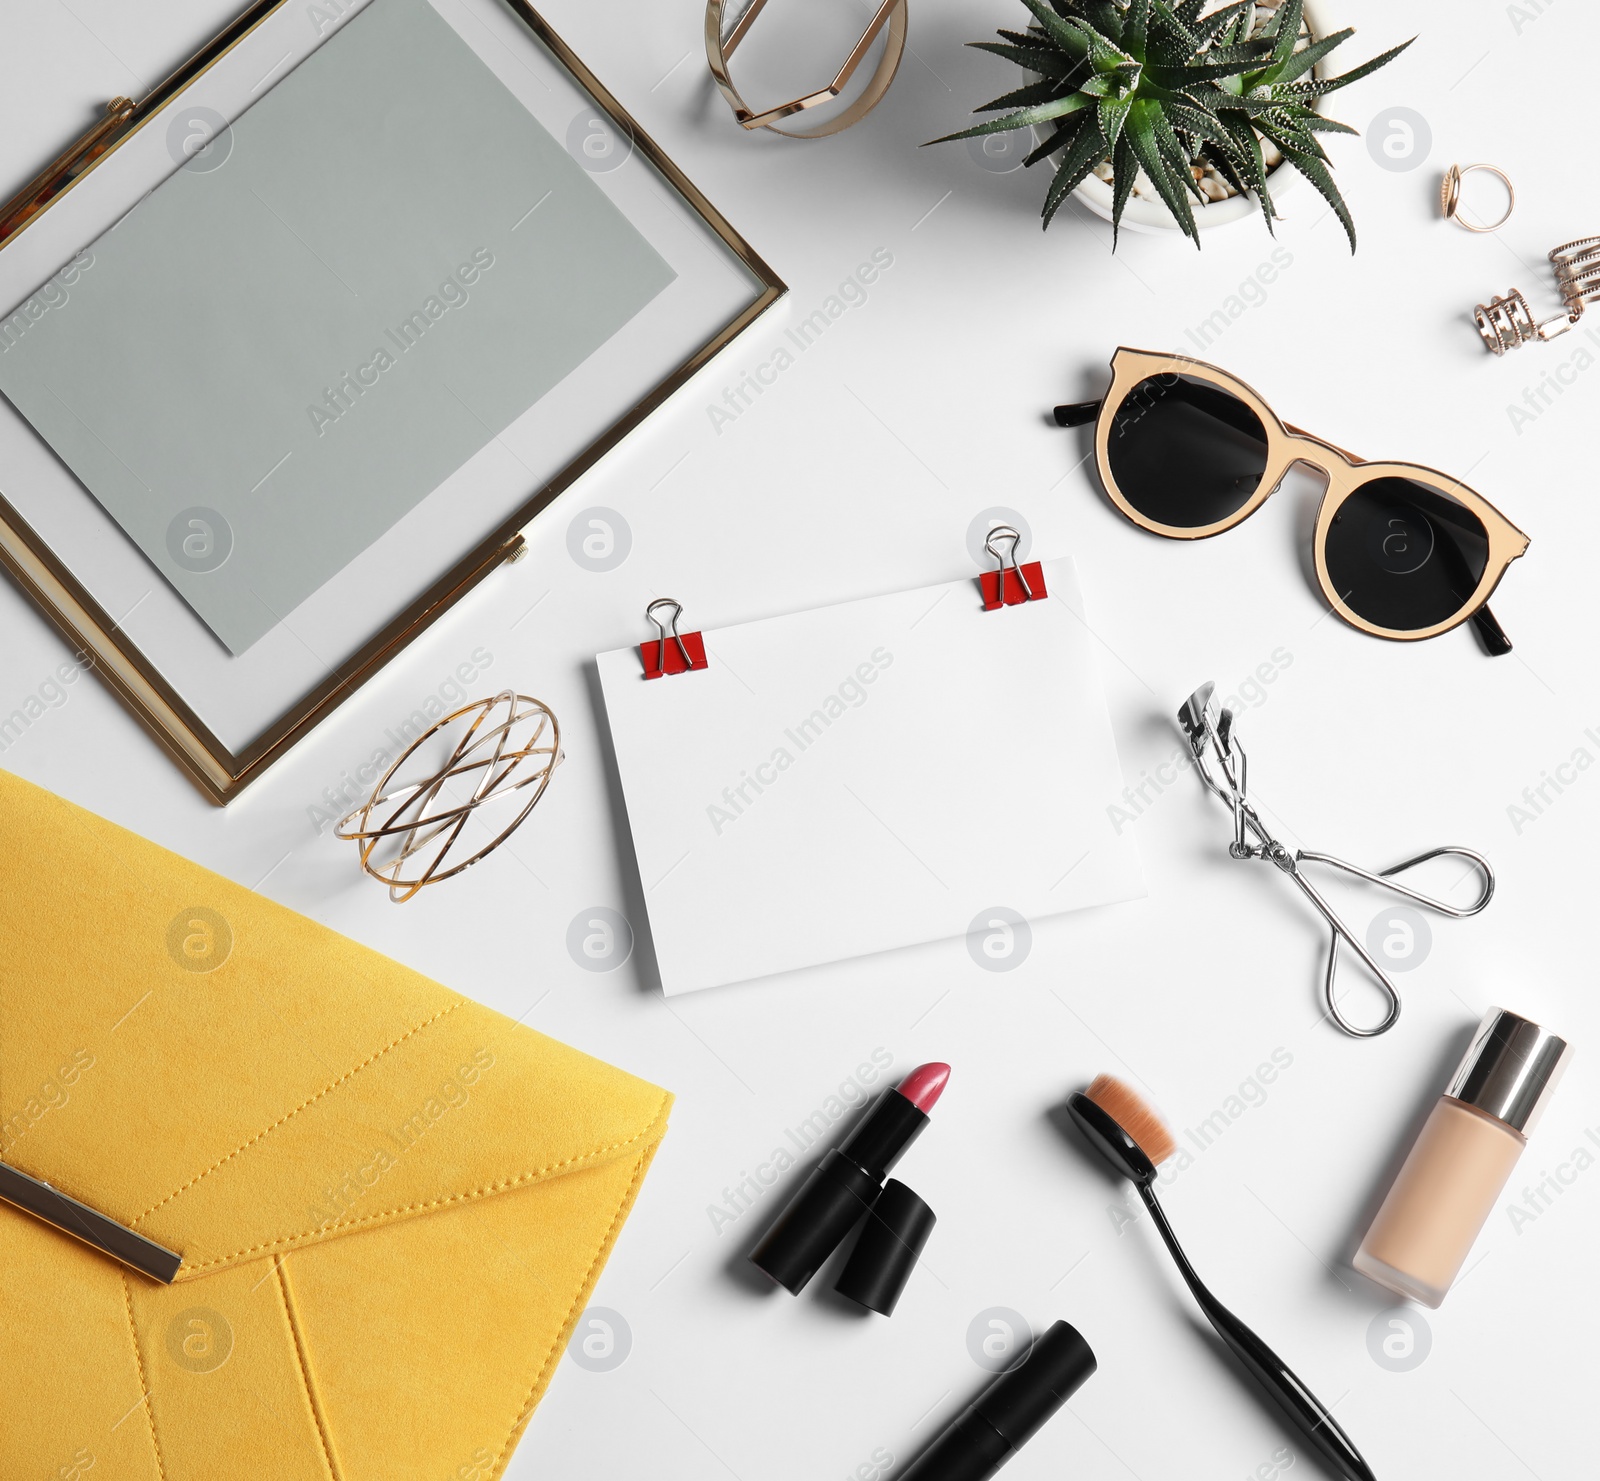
[[335, 691, 562, 903], [705, 0, 908, 138], [1440, 162, 1515, 233]]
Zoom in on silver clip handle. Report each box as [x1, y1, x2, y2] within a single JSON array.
[[1177, 681, 1496, 1039], [983, 525, 1037, 602], [645, 597, 694, 673]]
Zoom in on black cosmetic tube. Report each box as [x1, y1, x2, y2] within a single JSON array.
[[899, 1321, 1097, 1481], [748, 1087, 928, 1293]]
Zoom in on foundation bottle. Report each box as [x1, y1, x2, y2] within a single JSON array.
[[1354, 1008, 1571, 1308]]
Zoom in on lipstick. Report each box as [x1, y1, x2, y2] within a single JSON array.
[[900, 1321, 1096, 1481], [749, 1062, 948, 1294]]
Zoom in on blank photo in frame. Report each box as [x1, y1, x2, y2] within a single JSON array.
[[0, 0, 783, 801]]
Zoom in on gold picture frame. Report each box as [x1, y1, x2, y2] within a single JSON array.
[[0, 0, 784, 804]]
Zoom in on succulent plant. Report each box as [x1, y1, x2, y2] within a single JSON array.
[[930, 0, 1411, 249]]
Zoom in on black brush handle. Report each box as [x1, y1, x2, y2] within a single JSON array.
[[1138, 1184, 1377, 1481]]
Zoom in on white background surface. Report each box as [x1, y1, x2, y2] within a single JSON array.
[[3, 1, 1598, 1477]]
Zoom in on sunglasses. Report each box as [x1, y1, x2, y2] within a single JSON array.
[[1055, 349, 1529, 654]]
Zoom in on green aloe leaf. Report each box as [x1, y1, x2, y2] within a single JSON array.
[[1109, 129, 1139, 245], [1201, 140, 1249, 199], [1268, 131, 1355, 249], [1078, 0, 1125, 40], [1124, 0, 1150, 59], [1130, 74, 1206, 106], [1042, 120, 1114, 226], [1098, 93, 1136, 149], [1019, 0, 1094, 59], [1147, 0, 1199, 62], [1081, 61, 1141, 96], [1297, 113, 1359, 136], [1152, 53, 1267, 83], [1180, 81, 1235, 110], [969, 39, 1085, 77], [1151, 105, 1206, 202], [996, 24, 1093, 66], [1259, 109, 1328, 160], [1267, 78, 1329, 100], [1025, 109, 1094, 166], [1313, 37, 1416, 93], [1200, 39, 1278, 66], [977, 78, 1067, 111], [926, 92, 1095, 144], [1193, 0, 1251, 45], [1219, 115, 1277, 230], [1270, 0, 1304, 65], [1058, 10, 1137, 67], [1215, 93, 1289, 116], [1266, 98, 1353, 138], [1166, 100, 1247, 162], [1254, 26, 1355, 86], [997, 27, 1044, 43], [1124, 99, 1198, 242]]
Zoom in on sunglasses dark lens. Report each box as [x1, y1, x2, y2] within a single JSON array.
[[1105, 374, 1270, 529], [1323, 476, 1490, 633]]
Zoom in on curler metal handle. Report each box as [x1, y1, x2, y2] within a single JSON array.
[[1303, 846, 1495, 1037], [1178, 682, 1497, 1039]]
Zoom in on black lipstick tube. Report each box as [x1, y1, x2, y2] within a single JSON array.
[[900, 1321, 1097, 1481], [748, 1085, 928, 1293]]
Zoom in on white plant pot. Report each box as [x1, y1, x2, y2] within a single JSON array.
[[1072, 167, 1293, 234], [1062, 166, 1299, 235], [1037, 1, 1325, 237]]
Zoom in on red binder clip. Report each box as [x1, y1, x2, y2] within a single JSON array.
[[979, 525, 1046, 610], [641, 597, 708, 679]]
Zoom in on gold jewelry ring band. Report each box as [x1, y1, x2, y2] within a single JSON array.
[[1441, 162, 1515, 233], [704, 0, 908, 139]]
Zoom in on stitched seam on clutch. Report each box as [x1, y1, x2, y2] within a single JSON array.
[[487, 1137, 656, 1481], [182, 1092, 672, 1273], [131, 999, 467, 1226], [274, 1255, 344, 1481], [120, 1272, 171, 1481]]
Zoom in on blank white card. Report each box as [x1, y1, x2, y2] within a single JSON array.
[[595, 558, 1144, 995]]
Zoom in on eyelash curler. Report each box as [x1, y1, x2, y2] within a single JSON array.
[[1178, 682, 1495, 1037]]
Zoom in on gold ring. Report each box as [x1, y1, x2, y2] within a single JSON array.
[[1441, 163, 1515, 233], [704, 0, 908, 139]]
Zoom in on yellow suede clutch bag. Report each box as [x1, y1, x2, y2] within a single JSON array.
[[0, 771, 671, 1481]]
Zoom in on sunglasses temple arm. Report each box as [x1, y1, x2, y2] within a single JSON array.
[[1471, 604, 1512, 656], [1053, 399, 1102, 427]]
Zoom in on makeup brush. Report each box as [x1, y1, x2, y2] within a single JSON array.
[[1067, 1075, 1378, 1481]]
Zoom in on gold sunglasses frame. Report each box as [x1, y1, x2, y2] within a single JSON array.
[[1090, 348, 1530, 644]]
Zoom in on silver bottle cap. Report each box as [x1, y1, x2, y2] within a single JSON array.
[[1446, 1008, 1571, 1136]]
